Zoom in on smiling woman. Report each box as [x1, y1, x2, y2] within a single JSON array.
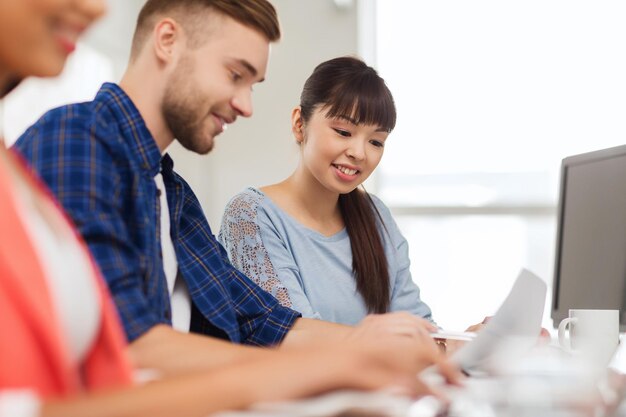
[[219, 56, 435, 326]]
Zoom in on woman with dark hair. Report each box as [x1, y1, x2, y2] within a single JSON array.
[[0, 4, 459, 416], [220, 56, 434, 325]]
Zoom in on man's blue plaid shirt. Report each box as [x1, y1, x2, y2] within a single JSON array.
[[13, 83, 300, 345]]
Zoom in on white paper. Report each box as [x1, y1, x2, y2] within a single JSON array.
[[450, 268, 547, 373]]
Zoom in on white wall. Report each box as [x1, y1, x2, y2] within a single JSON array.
[[83, 0, 144, 79]]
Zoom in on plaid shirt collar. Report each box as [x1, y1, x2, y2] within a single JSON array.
[[97, 83, 163, 177]]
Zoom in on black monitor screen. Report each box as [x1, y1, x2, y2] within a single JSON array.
[[552, 145, 626, 329]]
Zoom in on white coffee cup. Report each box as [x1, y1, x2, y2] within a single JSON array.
[[558, 309, 620, 367]]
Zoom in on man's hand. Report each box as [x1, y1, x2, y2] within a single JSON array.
[[347, 313, 462, 386], [350, 312, 437, 340], [282, 313, 462, 385]]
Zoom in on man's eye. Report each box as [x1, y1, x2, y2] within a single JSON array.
[[333, 128, 351, 137], [370, 140, 384, 148], [231, 71, 242, 82]]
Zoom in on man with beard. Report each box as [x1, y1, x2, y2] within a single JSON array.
[[13, 0, 454, 380]]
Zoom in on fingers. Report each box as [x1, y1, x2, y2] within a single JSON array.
[[387, 323, 430, 338], [411, 337, 464, 385], [444, 338, 465, 356], [538, 327, 552, 344], [413, 316, 438, 333], [464, 323, 485, 333], [414, 377, 440, 398], [465, 316, 491, 333], [357, 367, 431, 397], [434, 358, 464, 386], [352, 314, 464, 388], [358, 313, 437, 339], [356, 355, 452, 400]]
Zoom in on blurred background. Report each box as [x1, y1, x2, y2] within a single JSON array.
[[3, 0, 626, 331]]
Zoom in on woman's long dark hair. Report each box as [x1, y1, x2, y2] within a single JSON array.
[[299, 56, 397, 313]]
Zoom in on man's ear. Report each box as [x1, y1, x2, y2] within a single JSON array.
[[153, 18, 180, 65], [292, 106, 305, 143]]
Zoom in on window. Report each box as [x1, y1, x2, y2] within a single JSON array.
[[370, 0, 626, 329]]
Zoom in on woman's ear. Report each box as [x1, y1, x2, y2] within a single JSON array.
[[291, 107, 305, 143]]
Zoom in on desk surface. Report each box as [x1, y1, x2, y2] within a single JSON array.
[[213, 372, 626, 417]]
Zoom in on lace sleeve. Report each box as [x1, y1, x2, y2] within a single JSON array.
[[219, 190, 293, 308]]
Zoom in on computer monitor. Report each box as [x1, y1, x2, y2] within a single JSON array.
[[552, 144, 626, 330]]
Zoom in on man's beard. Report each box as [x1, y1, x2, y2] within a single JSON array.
[[162, 57, 214, 155]]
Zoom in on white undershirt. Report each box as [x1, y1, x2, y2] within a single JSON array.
[[0, 170, 101, 417], [17, 175, 101, 365], [154, 172, 191, 332]]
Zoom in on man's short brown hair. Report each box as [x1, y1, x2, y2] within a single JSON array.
[[130, 0, 280, 59]]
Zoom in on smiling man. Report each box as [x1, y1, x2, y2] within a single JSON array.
[[12, 0, 454, 380]]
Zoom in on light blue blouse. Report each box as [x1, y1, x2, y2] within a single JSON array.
[[218, 187, 434, 325]]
